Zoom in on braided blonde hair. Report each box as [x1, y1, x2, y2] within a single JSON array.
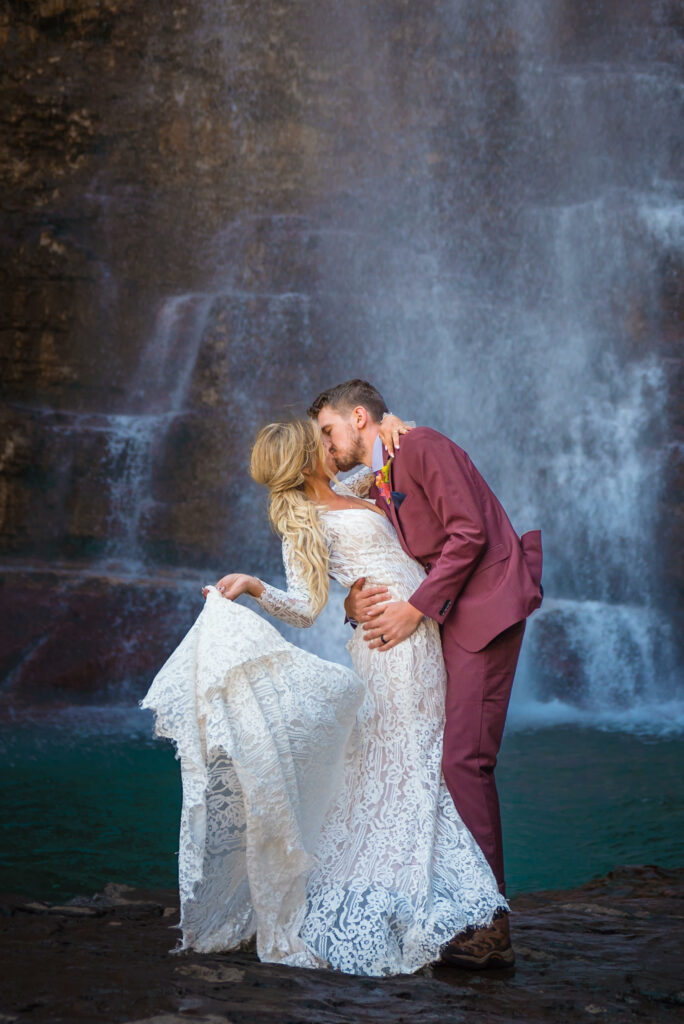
[[250, 419, 331, 616]]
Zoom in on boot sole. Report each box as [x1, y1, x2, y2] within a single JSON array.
[[437, 946, 516, 970]]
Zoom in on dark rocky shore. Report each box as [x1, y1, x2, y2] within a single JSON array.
[[1, 865, 683, 1024]]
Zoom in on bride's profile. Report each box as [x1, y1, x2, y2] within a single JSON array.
[[141, 417, 507, 976]]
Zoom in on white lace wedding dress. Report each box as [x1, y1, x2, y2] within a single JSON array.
[[141, 495, 506, 977]]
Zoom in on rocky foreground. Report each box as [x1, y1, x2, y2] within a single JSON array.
[[1, 865, 683, 1024]]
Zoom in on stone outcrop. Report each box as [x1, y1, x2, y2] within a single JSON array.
[[0, 564, 200, 702], [1, 865, 683, 1023]]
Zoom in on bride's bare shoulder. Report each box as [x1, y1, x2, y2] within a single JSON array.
[[332, 468, 374, 497]]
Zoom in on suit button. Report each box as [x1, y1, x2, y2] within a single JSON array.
[[424, 562, 432, 572]]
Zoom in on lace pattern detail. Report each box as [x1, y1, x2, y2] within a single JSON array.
[[256, 539, 319, 628], [141, 593, 364, 964], [333, 467, 375, 498], [142, 501, 507, 976]]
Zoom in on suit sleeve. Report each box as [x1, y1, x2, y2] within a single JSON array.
[[403, 433, 487, 624]]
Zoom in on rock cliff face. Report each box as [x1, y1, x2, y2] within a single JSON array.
[[1, 1, 682, 702]]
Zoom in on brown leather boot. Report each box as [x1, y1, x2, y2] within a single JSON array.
[[437, 913, 515, 969]]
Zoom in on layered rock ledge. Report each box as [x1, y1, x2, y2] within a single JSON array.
[[1, 865, 683, 1023]]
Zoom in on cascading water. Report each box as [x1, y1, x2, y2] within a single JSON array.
[[102, 293, 214, 566], [146, 1, 679, 732], [2, 1, 681, 734], [3, 0, 684, 907]]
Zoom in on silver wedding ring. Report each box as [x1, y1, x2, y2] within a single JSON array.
[[381, 634, 388, 645]]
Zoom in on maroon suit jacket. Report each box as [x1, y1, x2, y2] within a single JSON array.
[[371, 427, 543, 652]]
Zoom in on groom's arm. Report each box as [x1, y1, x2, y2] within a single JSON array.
[[403, 429, 487, 625], [363, 428, 487, 651]]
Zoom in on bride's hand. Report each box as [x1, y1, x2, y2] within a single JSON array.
[[208, 574, 265, 601], [379, 413, 412, 457]]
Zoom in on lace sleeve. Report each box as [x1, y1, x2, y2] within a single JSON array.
[[255, 538, 321, 628], [332, 467, 375, 498]]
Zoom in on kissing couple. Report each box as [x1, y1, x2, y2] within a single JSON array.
[[142, 378, 543, 977]]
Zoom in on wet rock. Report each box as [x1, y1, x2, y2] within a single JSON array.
[[19, 902, 51, 914], [126, 1017, 227, 1024], [46, 905, 102, 917], [0, 865, 682, 1023], [0, 565, 201, 700], [176, 964, 245, 984]]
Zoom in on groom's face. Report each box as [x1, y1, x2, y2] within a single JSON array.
[[316, 405, 365, 472]]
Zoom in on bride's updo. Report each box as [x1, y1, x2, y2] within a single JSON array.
[[250, 419, 330, 616]]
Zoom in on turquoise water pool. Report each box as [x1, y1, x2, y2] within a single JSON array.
[[2, 714, 682, 900]]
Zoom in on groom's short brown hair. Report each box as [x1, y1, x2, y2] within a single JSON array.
[[307, 379, 389, 423]]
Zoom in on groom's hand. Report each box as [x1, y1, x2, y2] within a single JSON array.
[[345, 578, 391, 623], [363, 601, 424, 651]]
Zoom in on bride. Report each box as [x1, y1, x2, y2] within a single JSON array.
[[141, 418, 507, 977]]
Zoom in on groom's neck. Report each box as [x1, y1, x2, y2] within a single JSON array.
[[360, 425, 381, 468]]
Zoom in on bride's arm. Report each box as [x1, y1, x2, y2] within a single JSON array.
[[378, 412, 413, 457], [208, 574, 264, 601], [210, 541, 319, 628], [253, 539, 320, 628]]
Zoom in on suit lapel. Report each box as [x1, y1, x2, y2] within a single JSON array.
[[383, 452, 413, 558]]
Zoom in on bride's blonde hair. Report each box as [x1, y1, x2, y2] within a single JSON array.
[[250, 419, 330, 616]]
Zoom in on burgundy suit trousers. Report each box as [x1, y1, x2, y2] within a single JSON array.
[[441, 618, 525, 896]]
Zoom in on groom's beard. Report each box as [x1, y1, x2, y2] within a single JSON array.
[[331, 427, 366, 473]]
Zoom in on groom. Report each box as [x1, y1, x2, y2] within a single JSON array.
[[308, 379, 543, 968]]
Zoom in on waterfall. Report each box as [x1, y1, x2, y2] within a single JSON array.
[[2, 0, 681, 731], [101, 294, 213, 567]]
